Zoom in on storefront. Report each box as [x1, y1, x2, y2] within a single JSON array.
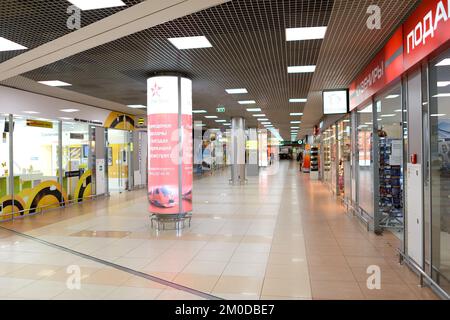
[[333, 0, 450, 298]]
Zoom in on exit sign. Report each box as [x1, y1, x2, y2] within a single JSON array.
[[216, 105, 226, 113]]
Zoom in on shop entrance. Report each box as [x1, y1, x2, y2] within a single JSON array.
[[107, 129, 131, 193]]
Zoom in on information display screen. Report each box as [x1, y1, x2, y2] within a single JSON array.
[[323, 90, 349, 115]]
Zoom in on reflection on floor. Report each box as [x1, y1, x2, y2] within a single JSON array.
[[0, 161, 440, 300]]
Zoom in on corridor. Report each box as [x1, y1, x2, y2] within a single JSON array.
[[0, 162, 438, 300]]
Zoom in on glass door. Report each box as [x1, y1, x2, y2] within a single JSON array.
[[107, 129, 130, 193]]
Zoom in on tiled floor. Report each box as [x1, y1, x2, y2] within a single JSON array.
[[0, 161, 440, 300]]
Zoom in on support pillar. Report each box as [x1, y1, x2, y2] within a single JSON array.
[[247, 128, 259, 176], [230, 117, 246, 184], [147, 74, 193, 229]]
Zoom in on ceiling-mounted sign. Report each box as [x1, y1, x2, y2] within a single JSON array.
[[26, 119, 53, 129], [216, 105, 226, 113], [70, 133, 84, 140], [323, 89, 349, 115]]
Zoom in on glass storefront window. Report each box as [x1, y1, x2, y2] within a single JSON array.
[[375, 84, 404, 235], [13, 117, 63, 215], [429, 48, 450, 294], [0, 116, 9, 200], [107, 129, 130, 193], [338, 117, 352, 199], [322, 128, 332, 185], [357, 104, 374, 216]]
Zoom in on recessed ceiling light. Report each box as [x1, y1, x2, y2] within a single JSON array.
[[23, 111, 40, 114], [291, 127, 299, 129], [380, 114, 396, 117], [168, 36, 212, 50], [434, 93, 450, 97], [67, 0, 125, 10], [430, 114, 447, 117], [385, 94, 400, 99], [192, 110, 207, 114], [261, 122, 271, 125], [289, 98, 308, 103], [238, 100, 256, 105], [253, 114, 266, 117], [226, 88, 248, 94], [291, 121, 302, 124], [215, 120, 226, 123], [223, 123, 231, 126], [264, 124, 274, 127], [127, 105, 146, 109], [286, 26, 327, 41], [436, 58, 450, 66], [205, 116, 218, 119], [290, 112, 304, 116], [38, 80, 72, 87], [247, 108, 262, 112], [438, 81, 450, 87], [195, 123, 206, 127], [257, 118, 269, 121], [60, 109, 80, 113], [288, 65, 316, 73], [0, 37, 27, 52], [59, 117, 73, 120]]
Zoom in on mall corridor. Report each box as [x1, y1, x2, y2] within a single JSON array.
[[0, 162, 438, 300]]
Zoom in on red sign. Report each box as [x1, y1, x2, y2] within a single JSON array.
[[349, 28, 404, 111], [403, 0, 450, 70]]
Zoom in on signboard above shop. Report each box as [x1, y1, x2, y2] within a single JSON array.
[[322, 89, 349, 115]]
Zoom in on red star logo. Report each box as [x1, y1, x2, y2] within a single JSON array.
[[151, 82, 162, 97]]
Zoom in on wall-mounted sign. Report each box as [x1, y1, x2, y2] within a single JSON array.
[[216, 105, 226, 113], [323, 89, 349, 115], [26, 119, 53, 129]]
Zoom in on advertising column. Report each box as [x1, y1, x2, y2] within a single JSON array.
[[147, 75, 193, 217]]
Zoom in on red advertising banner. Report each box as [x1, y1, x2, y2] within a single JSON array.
[[349, 28, 403, 111], [147, 76, 193, 215], [403, 0, 450, 70]]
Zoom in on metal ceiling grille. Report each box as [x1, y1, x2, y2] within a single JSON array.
[[3, 0, 421, 139], [0, 0, 144, 63]]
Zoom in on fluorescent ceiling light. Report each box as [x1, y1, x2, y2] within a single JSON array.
[[0, 37, 27, 52], [291, 121, 302, 124], [253, 114, 266, 117], [226, 88, 248, 94], [288, 65, 316, 73], [215, 120, 226, 123], [289, 98, 307, 103], [385, 94, 400, 99], [223, 123, 231, 126], [437, 81, 450, 87], [127, 104, 146, 109], [436, 58, 450, 66], [168, 36, 212, 50], [23, 111, 39, 114], [381, 114, 396, 117], [291, 127, 299, 129], [257, 118, 269, 121], [205, 116, 218, 119], [434, 93, 450, 98], [430, 114, 447, 117], [246, 108, 262, 112], [261, 122, 271, 125], [60, 109, 80, 113], [38, 80, 71, 87], [67, 0, 125, 10], [395, 109, 402, 112], [192, 110, 207, 114], [264, 125, 274, 127], [238, 100, 256, 105], [286, 26, 327, 41], [290, 113, 304, 116], [59, 117, 72, 120]]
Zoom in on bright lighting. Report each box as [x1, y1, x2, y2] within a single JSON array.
[[286, 26, 327, 41], [433, 93, 450, 98], [257, 118, 269, 121], [261, 122, 271, 125], [253, 114, 266, 117], [380, 114, 396, 117], [288, 65, 316, 73], [23, 111, 40, 114], [291, 127, 299, 129], [246, 108, 262, 112], [215, 120, 226, 123], [289, 98, 307, 103], [127, 104, 146, 109], [205, 116, 218, 119], [67, 0, 125, 10], [290, 113, 304, 116], [192, 110, 207, 114], [226, 88, 248, 94], [437, 81, 450, 87], [0, 37, 27, 52], [430, 114, 447, 117], [238, 100, 256, 105], [290, 121, 301, 124], [38, 80, 72, 87], [436, 58, 450, 66], [385, 94, 400, 99], [168, 36, 212, 50]]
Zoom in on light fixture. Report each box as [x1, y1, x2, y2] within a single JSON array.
[[238, 100, 256, 105], [192, 110, 207, 114], [59, 117, 73, 120], [290, 112, 304, 116], [288, 65, 316, 73], [205, 116, 218, 119], [291, 121, 301, 124], [215, 120, 226, 123], [195, 123, 206, 127], [0, 37, 27, 52], [385, 94, 400, 99], [430, 114, 447, 117], [253, 114, 266, 117], [286, 26, 327, 41], [246, 108, 262, 112], [38, 80, 72, 87], [289, 98, 307, 103], [291, 127, 299, 129], [381, 114, 396, 117], [433, 93, 450, 98], [60, 109, 80, 113], [257, 118, 269, 121], [226, 88, 248, 94], [261, 122, 271, 125], [23, 111, 40, 114], [67, 0, 125, 10], [436, 58, 450, 66], [223, 123, 231, 126], [127, 104, 146, 109], [264, 125, 274, 128], [168, 36, 212, 50], [437, 81, 450, 87]]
